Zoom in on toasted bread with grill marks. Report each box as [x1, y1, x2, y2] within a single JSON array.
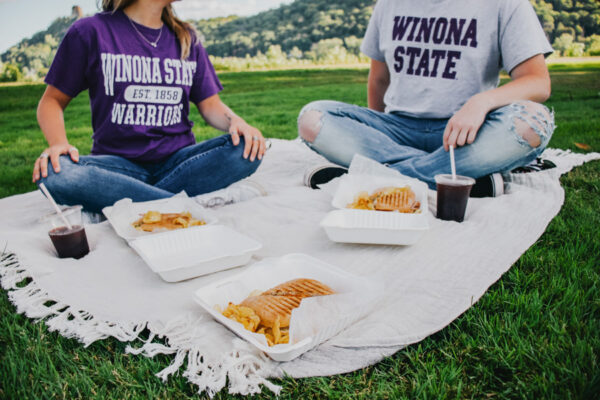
[[373, 187, 420, 213], [262, 278, 335, 298], [240, 279, 336, 328], [241, 295, 302, 328]]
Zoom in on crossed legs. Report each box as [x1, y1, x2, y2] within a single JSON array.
[[298, 100, 554, 189]]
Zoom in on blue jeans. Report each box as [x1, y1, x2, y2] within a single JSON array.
[[298, 100, 555, 189], [39, 134, 261, 213]]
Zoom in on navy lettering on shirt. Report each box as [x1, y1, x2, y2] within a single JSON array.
[[391, 15, 478, 80]]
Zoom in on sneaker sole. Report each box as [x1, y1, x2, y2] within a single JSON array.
[[307, 167, 348, 189]]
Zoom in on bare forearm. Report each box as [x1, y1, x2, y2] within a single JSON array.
[[443, 55, 551, 151], [197, 94, 266, 161], [472, 55, 551, 114], [33, 86, 78, 181], [473, 74, 551, 114], [367, 59, 390, 112], [37, 96, 69, 146], [368, 80, 388, 112], [197, 95, 241, 132]]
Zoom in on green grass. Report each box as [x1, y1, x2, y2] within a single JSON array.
[[1, 66, 599, 399]]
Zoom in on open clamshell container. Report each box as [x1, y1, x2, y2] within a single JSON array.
[[102, 194, 218, 242], [130, 225, 262, 282], [321, 174, 430, 245], [193, 253, 383, 362]]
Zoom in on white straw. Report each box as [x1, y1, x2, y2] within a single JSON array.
[[449, 145, 457, 180], [39, 183, 72, 229]]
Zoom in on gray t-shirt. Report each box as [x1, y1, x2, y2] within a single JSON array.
[[361, 0, 553, 118]]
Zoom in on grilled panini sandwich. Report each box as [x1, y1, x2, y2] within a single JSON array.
[[241, 279, 335, 328]]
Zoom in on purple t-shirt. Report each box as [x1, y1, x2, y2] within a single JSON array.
[[45, 10, 223, 162]]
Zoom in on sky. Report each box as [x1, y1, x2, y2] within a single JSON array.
[[0, 0, 294, 54]]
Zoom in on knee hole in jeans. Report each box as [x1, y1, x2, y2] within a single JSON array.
[[512, 101, 553, 148], [298, 109, 323, 143]]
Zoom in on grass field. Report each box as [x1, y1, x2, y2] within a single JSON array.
[[0, 65, 599, 399]]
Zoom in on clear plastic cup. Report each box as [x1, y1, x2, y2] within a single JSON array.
[[40, 205, 90, 259], [435, 174, 476, 222]]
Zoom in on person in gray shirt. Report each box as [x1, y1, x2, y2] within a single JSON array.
[[298, 0, 555, 197]]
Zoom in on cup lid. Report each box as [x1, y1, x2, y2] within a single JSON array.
[[434, 174, 476, 186], [39, 205, 83, 223]]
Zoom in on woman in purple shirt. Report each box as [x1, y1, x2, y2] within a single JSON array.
[[32, 0, 267, 213]]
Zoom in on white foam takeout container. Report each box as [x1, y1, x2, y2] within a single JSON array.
[[193, 253, 383, 362], [130, 225, 262, 283], [322, 173, 430, 245], [102, 195, 218, 242]]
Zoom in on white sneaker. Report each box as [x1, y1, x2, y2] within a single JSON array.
[[82, 211, 106, 224], [195, 180, 267, 208], [303, 164, 348, 189]]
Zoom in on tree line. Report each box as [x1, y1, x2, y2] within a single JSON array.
[[1, 0, 599, 81]]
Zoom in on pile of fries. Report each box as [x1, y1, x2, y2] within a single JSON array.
[[222, 303, 289, 346], [347, 186, 421, 213], [132, 211, 206, 232]]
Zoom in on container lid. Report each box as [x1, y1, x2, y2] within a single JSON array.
[[39, 205, 83, 223], [130, 225, 262, 273], [434, 174, 475, 186]]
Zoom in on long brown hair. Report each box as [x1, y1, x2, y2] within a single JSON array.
[[101, 0, 196, 60]]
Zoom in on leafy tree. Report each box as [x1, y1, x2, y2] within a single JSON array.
[[584, 34, 600, 55], [552, 33, 586, 56], [0, 63, 23, 82], [3, 0, 600, 81], [288, 46, 304, 59]]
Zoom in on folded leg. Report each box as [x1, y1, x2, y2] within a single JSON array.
[[39, 155, 172, 213]]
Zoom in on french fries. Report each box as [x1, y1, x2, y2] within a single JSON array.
[[222, 303, 289, 346], [132, 211, 206, 232]]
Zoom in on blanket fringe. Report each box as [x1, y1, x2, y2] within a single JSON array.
[[127, 316, 282, 397], [0, 251, 281, 397]]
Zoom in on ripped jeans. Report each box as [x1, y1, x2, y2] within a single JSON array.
[[38, 135, 261, 213], [298, 100, 555, 189]]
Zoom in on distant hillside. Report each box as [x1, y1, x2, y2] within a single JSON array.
[[194, 0, 373, 57], [1, 0, 599, 81], [0, 7, 81, 80]]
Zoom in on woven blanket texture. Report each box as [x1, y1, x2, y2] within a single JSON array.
[[1, 139, 598, 396]]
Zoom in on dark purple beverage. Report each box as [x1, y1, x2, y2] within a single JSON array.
[[49, 225, 90, 259], [436, 184, 472, 222], [435, 174, 475, 222]]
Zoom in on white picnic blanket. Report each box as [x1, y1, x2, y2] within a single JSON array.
[[1, 139, 598, 396]]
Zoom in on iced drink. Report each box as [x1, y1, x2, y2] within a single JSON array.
[[435, 174, 475, 222], [41, 205, 90, 259], [49, 225, 89, 259]]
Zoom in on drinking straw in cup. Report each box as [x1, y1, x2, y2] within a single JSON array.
[[449, 145, 457, 180], [39, 184, 90, 259], [434, 145, 475, 222], [39, 183, 72, 229]]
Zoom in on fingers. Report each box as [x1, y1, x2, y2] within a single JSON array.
[[50, 149, 62, 175], [242, 132, 252, 160], [32, 157, 43, 182], [40, 152, 50, 179], [33, 144, 78, 182], [69, 146, 79, 162], [445, 125, 460, 152], [258, 137, 266, 161], [466, 128, 478, 145], [456, 126, 470, 147], [248, 129, 263, 162], [248, 129, 268, 162], [444, 120, 479, 150], [230, 120, 265, 161], [443, 123, 451, 151], [443, 121, 452, 151], [229, 125, 240, 146]]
